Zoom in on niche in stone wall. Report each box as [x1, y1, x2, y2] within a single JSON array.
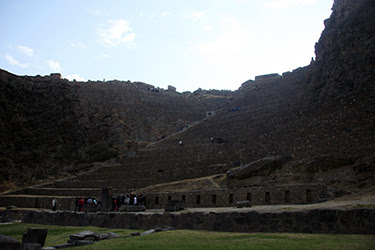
[[285, 190, 290, 203], [182, 195, 186, 202], [155, 196, 159, 205], [229, 194, 234, 204], [247, 193, 252, 201], [265, 192, 271, 204], [196, 195, 201, 205], [168, 195, 172, 201], [306, 190, 312, 202], [212, 194, 217, 205]]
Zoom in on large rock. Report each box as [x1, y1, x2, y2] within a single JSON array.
[[227, 155, 292, 180], [69, 231, 99, 241], [0, 234, 22, 250], [21, 228, 48, 248]]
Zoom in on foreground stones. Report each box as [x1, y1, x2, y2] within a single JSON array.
[[0, 234, 22, 250], [21, 227, 48, 249]]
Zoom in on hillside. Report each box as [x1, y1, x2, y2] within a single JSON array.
[[0, 71, 232, 192], [0, 0, 374, 197]]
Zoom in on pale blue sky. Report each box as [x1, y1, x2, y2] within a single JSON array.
[[0, 0, 333, 92]]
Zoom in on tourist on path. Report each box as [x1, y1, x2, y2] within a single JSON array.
[[52, 198, 58, 212]]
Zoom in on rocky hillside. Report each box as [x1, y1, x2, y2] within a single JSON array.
[[0, 71, 232, 192], [0, 0, 374, 194]]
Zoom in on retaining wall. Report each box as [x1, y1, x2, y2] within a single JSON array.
[[143, 184, 329, 209], [22, 209, 375, 234], [0, 196, 74, 211]]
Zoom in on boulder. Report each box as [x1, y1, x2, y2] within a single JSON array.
[[0, 234, 22, 250], [22, 228, 48, 248]]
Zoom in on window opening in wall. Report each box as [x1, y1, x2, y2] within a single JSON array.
[[229, 194, 234, 204], [168, 195, 172, 201], [212, 194, 217, 205], [155, 196, 159, 205], [182, 195, 186, 202], [196, 195, 201, 205], [306, 190, 312, 202], [247, 193, 252, 201], [265, 192, 271, 203], [285, 190, 290, 203]]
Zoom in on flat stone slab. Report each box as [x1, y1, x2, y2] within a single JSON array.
[[141, 229, 156, 236], [67, 239, 94, 246], [69, 231, 99, 241]]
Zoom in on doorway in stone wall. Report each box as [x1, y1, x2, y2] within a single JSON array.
[[229, 194, 234, 204], [212, 194, 217, 205]]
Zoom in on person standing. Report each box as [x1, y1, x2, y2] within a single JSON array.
[[52, 198, 58, 212]]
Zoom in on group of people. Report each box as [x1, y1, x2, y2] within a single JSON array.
[[111, 194, 145, 211], [74, 197, 101, 212]]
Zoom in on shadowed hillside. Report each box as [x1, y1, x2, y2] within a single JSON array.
[[0, 0, 374, 200], [0, 71, 232, 191]]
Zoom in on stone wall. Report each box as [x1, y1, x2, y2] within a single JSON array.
[[20, 188, 101, 198], [142, 184, 328, 209], [0, 196, 74, 211], [254, 73, 281, 82], [22, 209, 375, 234]]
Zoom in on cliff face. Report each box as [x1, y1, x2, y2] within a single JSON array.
[[311, 0, 375, 100]]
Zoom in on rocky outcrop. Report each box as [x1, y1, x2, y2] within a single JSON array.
[[311, 0, 375, 101]]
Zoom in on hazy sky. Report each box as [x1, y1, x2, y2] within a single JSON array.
[[0, 0, 333, 92]]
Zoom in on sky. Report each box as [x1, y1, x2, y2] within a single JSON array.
[[0, 0, 334, 92]]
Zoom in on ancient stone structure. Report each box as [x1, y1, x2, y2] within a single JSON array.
[[254, 73, 281, 82], [0, 0, 374, 235], [143, 184, 328, 209], [22, 209, 375, 234]]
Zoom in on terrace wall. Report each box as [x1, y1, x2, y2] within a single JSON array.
[[22, 208, 375, 234], [142, 184, 329, 209]]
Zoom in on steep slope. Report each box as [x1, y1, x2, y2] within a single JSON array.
[[0, 72, 231, 192], [1, 0, 374, 198]]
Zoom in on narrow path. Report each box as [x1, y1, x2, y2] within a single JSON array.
[[146, 115, 213, 148]]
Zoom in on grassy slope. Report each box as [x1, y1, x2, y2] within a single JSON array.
[[1, 223, 374, 249]]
